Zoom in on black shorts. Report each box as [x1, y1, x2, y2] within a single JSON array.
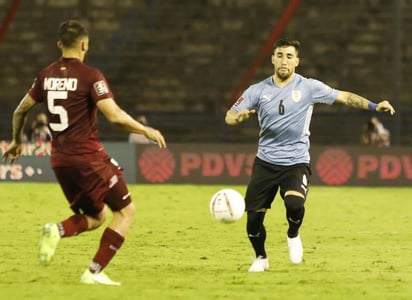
[[244, 157, 311, 211]]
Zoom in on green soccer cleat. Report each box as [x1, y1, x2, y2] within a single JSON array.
[[38, 223, 61, 265], [80, 269, 121, 286]]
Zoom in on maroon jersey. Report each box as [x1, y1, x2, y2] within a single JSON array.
[[29, 57, 114, 166]]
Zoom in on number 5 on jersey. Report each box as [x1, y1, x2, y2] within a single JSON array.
[[47, 91, 69, 132]]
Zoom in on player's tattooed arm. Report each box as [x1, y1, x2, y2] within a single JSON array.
[[346, 93, 367, 109], [335, 91, 395, 115], [12, 94, 37, 143], [335, 91, 369, 110]]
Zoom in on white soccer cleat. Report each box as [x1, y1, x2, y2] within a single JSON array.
[[80, 269, 121, 286], [39, 223, 61, 265], [248, 255, 269, 272], [287, 234, 303, 264]]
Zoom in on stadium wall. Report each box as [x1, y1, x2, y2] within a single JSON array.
[[1, 142, 411, 187], [0, 1, 411, 145]]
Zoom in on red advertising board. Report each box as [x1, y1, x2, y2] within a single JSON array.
[[0, 141, 53, 181], [0, 141, 136, 182], [136, 144, 412, 186], [311, 146, 412, 186], [2, 141, 411, 186]]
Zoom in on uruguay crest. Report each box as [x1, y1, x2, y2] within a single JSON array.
[[292, 89, 302, 102]]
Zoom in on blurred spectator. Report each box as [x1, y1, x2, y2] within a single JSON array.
[[30, 113, 52, 143], [360, 116, 390, 147], [128, 115, 152, 144]]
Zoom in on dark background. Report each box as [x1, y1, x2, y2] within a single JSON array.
[[0, 0, 410, 145]]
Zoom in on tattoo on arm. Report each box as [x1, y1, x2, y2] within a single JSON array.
[[12, 115, 25, 143], [347, 93, 366, 109], [12, 96, 36, 142]]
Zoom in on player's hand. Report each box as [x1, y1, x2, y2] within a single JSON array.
[[236, 109, 256, 122], [2, 140, 22, 164], [144, 127, 167, 148], [376, 100, 395, 115]]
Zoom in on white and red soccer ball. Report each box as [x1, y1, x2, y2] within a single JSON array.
[[209, 188, 245, 223]]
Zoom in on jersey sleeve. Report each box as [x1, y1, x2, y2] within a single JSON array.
[[309, 78, 339, 105], [231, 84, 259, 112], [89, 68, 114, 103], [28, 76, 44, 103]]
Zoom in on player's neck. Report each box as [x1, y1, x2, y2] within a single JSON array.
[[272, 73, 295, 88], [61, 49, 84, 62]]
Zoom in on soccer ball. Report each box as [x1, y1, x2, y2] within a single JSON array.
[[209, 188, 245, 223]]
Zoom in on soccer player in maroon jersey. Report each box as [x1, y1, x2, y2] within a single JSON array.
[[2, 20, 166, 285]]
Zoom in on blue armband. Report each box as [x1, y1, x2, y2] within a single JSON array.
[[368, 102, 377, 111]]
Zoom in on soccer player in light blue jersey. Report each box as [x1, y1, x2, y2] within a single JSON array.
[[225, 38, 395, 272]]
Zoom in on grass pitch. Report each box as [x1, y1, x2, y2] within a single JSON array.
[[0, 183, 411, 300]]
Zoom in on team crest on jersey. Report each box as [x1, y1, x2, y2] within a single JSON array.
[[93, 80, 109, 96], [292, 89, 302, 102]]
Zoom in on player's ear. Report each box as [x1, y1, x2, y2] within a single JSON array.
[[57, 41, 62, 50], [295, 57, 300, 67], [80, 38, 89, 52]]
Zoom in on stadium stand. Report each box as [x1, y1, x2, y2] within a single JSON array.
[[0, 0, 410, 144]]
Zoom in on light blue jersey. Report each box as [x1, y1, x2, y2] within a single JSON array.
[[232, 74, 339, 165]]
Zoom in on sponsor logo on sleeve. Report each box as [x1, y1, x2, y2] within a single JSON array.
[[234, 96, 244, 106], [93, 80, 109, 96]]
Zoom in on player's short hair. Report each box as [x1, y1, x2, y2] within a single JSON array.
[[273, 38, 300, 55], [58, 20, 88, 48]]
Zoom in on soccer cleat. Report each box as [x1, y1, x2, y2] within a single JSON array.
[[80, 269, 121, 286], [39, 223, 61, 265], [287, 234, 303, 264], [248, 255, 269, 272]]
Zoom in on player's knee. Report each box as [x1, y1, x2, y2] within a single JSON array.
[[86, 207, 108, 229], [114, 202, 136, 221], [123, 202, 136, 220], [284, 194, 305, 212], [95, 206, 108, 222]]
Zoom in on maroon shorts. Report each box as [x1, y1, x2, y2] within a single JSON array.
[[53, 157, 132, 215]]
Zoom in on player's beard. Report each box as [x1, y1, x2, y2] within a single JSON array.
[[276, 68, 292, 81]]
